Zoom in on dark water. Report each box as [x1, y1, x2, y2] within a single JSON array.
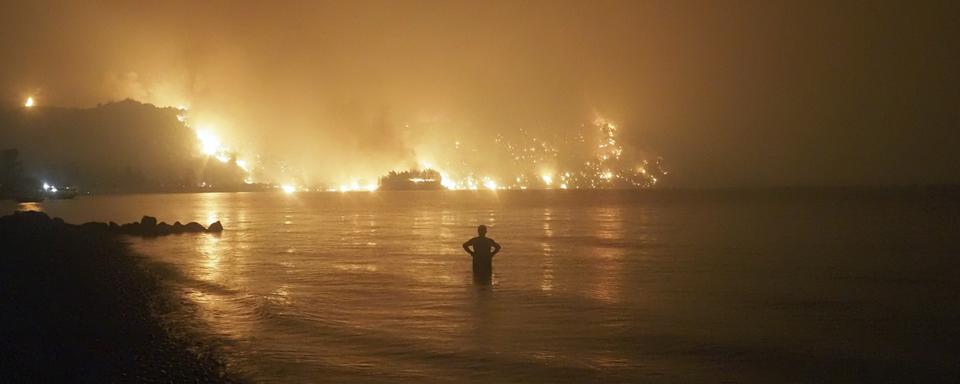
[[7, 189, 960, 382]]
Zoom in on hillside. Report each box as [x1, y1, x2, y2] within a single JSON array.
[[0, 100, 245, 193]]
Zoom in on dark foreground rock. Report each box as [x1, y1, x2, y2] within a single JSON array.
[[184, 221, 206, 233], [109, 216, 221, 237], [207, 220, 223, 232], [140, 215, 158, 227], [0, 211, 240, 383]]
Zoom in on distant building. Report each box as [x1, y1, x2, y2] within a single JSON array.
[[378, 169, 444, 190]]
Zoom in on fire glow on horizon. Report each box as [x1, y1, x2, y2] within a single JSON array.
[[167, 100, 663, 192], [404, 118, 665, 191], [269, 117, 665, 192]]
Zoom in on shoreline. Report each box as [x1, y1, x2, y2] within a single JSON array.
[[14, 183, 960, 199], [0, 211, 240, 382]]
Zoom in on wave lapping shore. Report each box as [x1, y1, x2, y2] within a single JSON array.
[[0, 211, 239, 383]]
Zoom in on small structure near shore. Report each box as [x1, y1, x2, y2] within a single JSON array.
[[378, 169, 444, 190]]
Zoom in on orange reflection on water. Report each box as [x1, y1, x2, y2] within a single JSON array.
[[183, 193, 257, 341], [198, 234, 222, 282], [198, 192, 223, 227], [541, 208, 555, 292], [588, 247, 624, 303], [182, 286, 255, 341], [542, 208, 554, 238], [267, 284, 294, 306], [588, 207, 625, 303], [541, 242, 554, 292], [593, 206, 625, 241]]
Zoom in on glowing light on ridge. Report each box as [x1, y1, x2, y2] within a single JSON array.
[[196, 129, 222, 156]]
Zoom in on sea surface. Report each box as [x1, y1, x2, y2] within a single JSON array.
[[6, 189, 960, 383]]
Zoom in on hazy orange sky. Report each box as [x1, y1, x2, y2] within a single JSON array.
[[2, 0, 957, 187]]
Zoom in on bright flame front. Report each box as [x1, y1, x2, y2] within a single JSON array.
[[196, 129, 222, 156]]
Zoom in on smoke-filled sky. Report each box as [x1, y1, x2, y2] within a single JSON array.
[[2, 0, 957, 187]]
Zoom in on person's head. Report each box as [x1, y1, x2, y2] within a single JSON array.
[[477, 225, 487, 236]]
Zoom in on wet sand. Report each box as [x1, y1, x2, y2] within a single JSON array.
[[0, 211, 238, 383]]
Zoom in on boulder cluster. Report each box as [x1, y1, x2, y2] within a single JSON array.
[[80, 215, 223, 237]]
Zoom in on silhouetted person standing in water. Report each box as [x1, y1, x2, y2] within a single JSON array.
[[462, 225, 502, 284]]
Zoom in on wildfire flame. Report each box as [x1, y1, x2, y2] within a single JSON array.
[[196, 129, 222, 156], [410, 117, 662, 191]]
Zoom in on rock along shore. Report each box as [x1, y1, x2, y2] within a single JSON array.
[[0, 211, 239, 383]]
